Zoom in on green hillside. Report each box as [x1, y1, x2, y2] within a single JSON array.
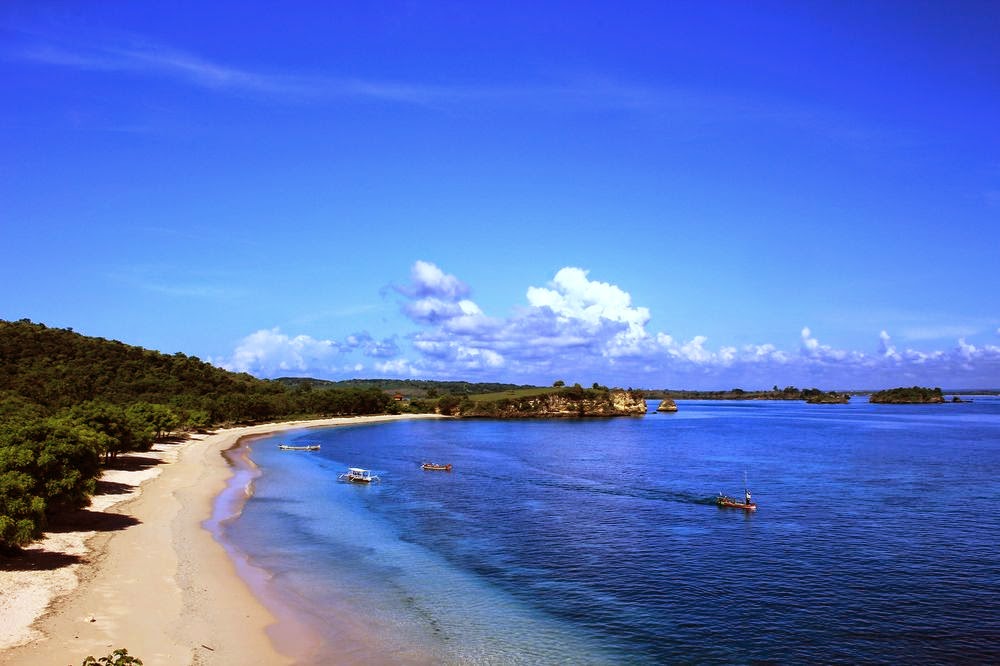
[[0, 319, 401, 549]]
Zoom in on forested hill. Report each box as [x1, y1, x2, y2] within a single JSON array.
[[0, 319, 398, 426], [0, 319, 262, 414]]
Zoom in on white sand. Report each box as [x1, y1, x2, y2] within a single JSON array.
[[0, 415, 439, 666]]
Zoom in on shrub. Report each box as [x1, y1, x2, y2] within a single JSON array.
[[82, 648, 143, 665]]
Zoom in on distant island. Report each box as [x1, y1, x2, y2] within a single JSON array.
[[869, 386, 945, 404], [646, 386, 851, 404]]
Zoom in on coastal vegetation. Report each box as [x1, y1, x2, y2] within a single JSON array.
[[276, 377, 535, 399], [869, 386, 945, 404], [645, 386, 852, 403], [82, 648, 143, 665]]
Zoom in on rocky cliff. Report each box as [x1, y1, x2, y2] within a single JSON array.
[[460, 389, 647, 418]]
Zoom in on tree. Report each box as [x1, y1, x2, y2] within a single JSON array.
[[0, 419, 101, 549], [0, 453, 45, 548], [437, 395, 461, 416], [553, 380, 565, 387], [60, 401, 148, 461], [16, 420, 101, 513], [125, 403, 179, 442]]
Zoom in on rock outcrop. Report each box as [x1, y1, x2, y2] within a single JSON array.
[[656, 398, 678, 412]]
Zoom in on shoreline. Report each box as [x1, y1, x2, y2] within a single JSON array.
[[0, 414, 442, 666]]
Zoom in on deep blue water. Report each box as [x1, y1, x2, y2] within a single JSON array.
[[223, 398, 1000, 663]]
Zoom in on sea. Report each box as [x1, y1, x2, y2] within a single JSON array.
[[213, 397, 1000, 664]]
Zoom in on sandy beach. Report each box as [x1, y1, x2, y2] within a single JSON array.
[[0, 415, 436, 666]]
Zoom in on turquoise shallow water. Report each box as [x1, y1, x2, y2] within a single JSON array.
[[220, 398, 1000, 663]]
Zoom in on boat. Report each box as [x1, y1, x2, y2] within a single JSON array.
[[338, 467, 380, 483], [278, 444, 320, 451], [716, 494, 756, 511], [421, 462, 452, 471], [717, 472, 757, 511]]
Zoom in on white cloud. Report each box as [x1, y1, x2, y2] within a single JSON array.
[[408, 260, 470, 300], [218, 327, 399, 377], [221, 328, 339, 375], [526, 267, 651, 356], [879, 330, 901, 361]]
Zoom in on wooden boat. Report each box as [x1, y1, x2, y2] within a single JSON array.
[[421, 462, 452, 471], [716, 494, 757, 511], [278, 444, 320, 451], [339, 467, 380, 483], [717, 472, 757, 511]]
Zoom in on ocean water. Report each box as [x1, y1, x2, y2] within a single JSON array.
[[219, 398, 1000, 663]]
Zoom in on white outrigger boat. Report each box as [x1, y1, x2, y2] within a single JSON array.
[[278, 444, 320, 451], [339, 467, 380, 483]]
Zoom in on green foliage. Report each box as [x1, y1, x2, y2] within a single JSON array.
[[275, 376, 535, 398], [553, 380, 565, 387], [0, 458, 45, 548], [57, 401, 151, 460], [125, 403, 179, 442], [0, 390, 46, 425], [82, 648, 143, 665], [0, 320, 404, 427], [869, 386, 945, 404], [436, 395, 461, 416], [0, 419, 102, 548], [5, 421, 100, 512], [647, 387, 850, 402]]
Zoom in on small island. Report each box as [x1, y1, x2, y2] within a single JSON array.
[[656, 398, 678, 412], [869, 386, 945, 404]]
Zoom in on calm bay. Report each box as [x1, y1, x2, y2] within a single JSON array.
[[218, 397, 1000, 663]]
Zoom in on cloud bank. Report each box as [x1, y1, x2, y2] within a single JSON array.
[[217, 328, 398, 377], [218, 261, 1000, 389]]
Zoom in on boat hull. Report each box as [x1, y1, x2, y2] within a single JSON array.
[[716, 497, 756, 511], [421, 463, 452, 471]]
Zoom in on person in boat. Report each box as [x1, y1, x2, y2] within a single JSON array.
[[745, 488, 752, 506]]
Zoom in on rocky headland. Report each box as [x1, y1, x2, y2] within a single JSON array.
[[458, 388, 647, 418]]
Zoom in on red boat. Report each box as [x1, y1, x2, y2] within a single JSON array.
[[421, 462, 452, 471], [716, 494, 757, 511]]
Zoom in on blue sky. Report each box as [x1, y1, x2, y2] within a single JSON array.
[[2, 2, 999, 389]]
